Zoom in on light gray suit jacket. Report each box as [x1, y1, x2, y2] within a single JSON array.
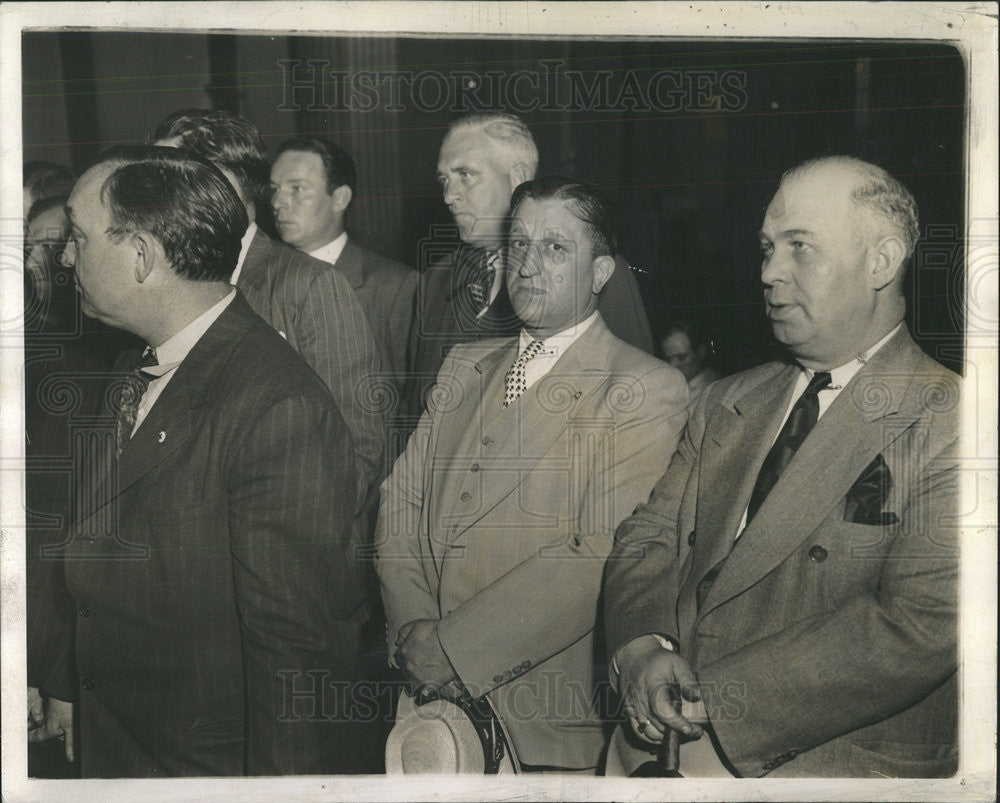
[[604, 327, 962, 777], [377, 315, 688, 768]]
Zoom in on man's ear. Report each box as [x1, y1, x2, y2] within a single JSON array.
[[332, 184, 353, 214], [591, 254, 615, 294], [131, 231, 157, 283], [869, 234, 907, 290], [507, 163, 533, 193]]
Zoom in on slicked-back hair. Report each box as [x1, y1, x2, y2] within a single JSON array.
[[509, 175, 617, 257], [151, 109, 270, 204], [274, 136, 357, 197], [93, 145, 247, 282], [783, 155, 920, 259], [447, 112, 539, 175], [24, 161, 76, 203]]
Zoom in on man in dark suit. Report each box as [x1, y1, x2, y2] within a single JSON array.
[[603, 156, 961, 777], [401, 112, 654, 432], [378, 177, 688, 772], [151, 110, 386, 524], [29, 145, 365, 776], [271, 135, 418, 395]]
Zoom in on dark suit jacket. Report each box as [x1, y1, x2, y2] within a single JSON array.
[[332, 238, 418, 394], [401, 243, 653, 429], [238, 228, 387, 507], [60, 294, 365, 777], [379, 316, 688, 768], [604, 327, 961, 777]]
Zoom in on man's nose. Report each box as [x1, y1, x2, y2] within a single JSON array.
[[516, 246, 542, 277], [760, 250, 786, 286], [442, 180, 459, 206], [271, 188, 288, 211]]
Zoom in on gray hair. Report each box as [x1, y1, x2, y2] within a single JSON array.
[[446, 113, 539, 175]]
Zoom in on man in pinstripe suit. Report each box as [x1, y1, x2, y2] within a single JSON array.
[[152, 109, 387, 531], [29, 145, 366, 776]]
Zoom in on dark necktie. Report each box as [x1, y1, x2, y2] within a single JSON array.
[[115, 347, 158, 457], [696, 370, 831, 612], [503, 339, 545, 407], [467, 249, 499, 312], [746, 370, 832, 523]]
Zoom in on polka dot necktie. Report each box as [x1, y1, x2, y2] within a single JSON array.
[[503, 340, 545, 408], [115, 346, 158, 457]]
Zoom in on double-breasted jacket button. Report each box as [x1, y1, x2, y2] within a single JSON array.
[[687, 531, 696, 546], [78, 606, 90, 617], [470, 463, 480, 472], [808, 545, 828, 563], [493, 674, 504, 684], [520, 660, 531, 670], [460, 491, 472, 502], [82, 678, 96, 691], [482, 436, 494, 446]]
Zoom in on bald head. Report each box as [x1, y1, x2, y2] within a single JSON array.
[[759, 156, 914, 368]]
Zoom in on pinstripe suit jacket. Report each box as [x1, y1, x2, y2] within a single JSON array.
[[332, 238, 418, 395], [604, 327, 961, 777], [378, 316, 688, 768], [238, 228, 387, 507], [62, 293, 365, 777]]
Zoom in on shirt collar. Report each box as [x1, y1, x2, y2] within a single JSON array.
[[801, 322, 903, 390], [231, 221, 258, 285], [144, 290, 237, 378], [309, 231, 349, 265], [518, 311, 600, 358]]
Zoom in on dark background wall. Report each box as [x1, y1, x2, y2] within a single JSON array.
[[23, 32, 966, 374]]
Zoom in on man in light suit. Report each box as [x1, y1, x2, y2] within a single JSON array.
[[401, 112, 654, 433], [271, 135, 418, 394], [152, 110, 386, 526], [377, 176, 688, 772], [604, 156, 961, 778], [30, 145, 365, 776]]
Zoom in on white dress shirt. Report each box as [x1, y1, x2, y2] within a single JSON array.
[[133, 290, 237, 435], [230, 221, 258, 286], [309, 231, 348, 266], [517, 311, 600, 391]]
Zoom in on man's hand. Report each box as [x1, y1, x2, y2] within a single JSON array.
[[394, 619, 458, 693], [27, 693, 75, 762], [616, 635, 704, 745], [27, 686, 44, 729]]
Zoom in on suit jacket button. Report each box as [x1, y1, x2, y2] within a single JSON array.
[[520, 660, 531, 669], [687, 531, 696, 546], [78, 606, 90, 617], [493, 675, 503, 684], [82, 678, 96, 691], [470, 463, 480, 472], [482, 436, 494, 446], [808, 545, 828, 562], [460, 491, 472, 502]]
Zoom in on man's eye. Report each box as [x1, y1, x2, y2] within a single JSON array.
[[791, 240, 810, 251], [510, 238, 527, 250]]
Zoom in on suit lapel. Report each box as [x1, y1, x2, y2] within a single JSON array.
[[80, 295, 255, 521], [678, 365, 797, 627], [696, 330, 923, 619], [333, 239, 366, 290]]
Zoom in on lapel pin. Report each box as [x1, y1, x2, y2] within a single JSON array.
[[157, 431, 167, 443]]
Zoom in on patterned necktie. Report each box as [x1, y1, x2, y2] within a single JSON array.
[[115, 346, 158, 457], [503, 340, 545, 408], [468, 249, 499, 312], [746, 370, 832, 523]]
